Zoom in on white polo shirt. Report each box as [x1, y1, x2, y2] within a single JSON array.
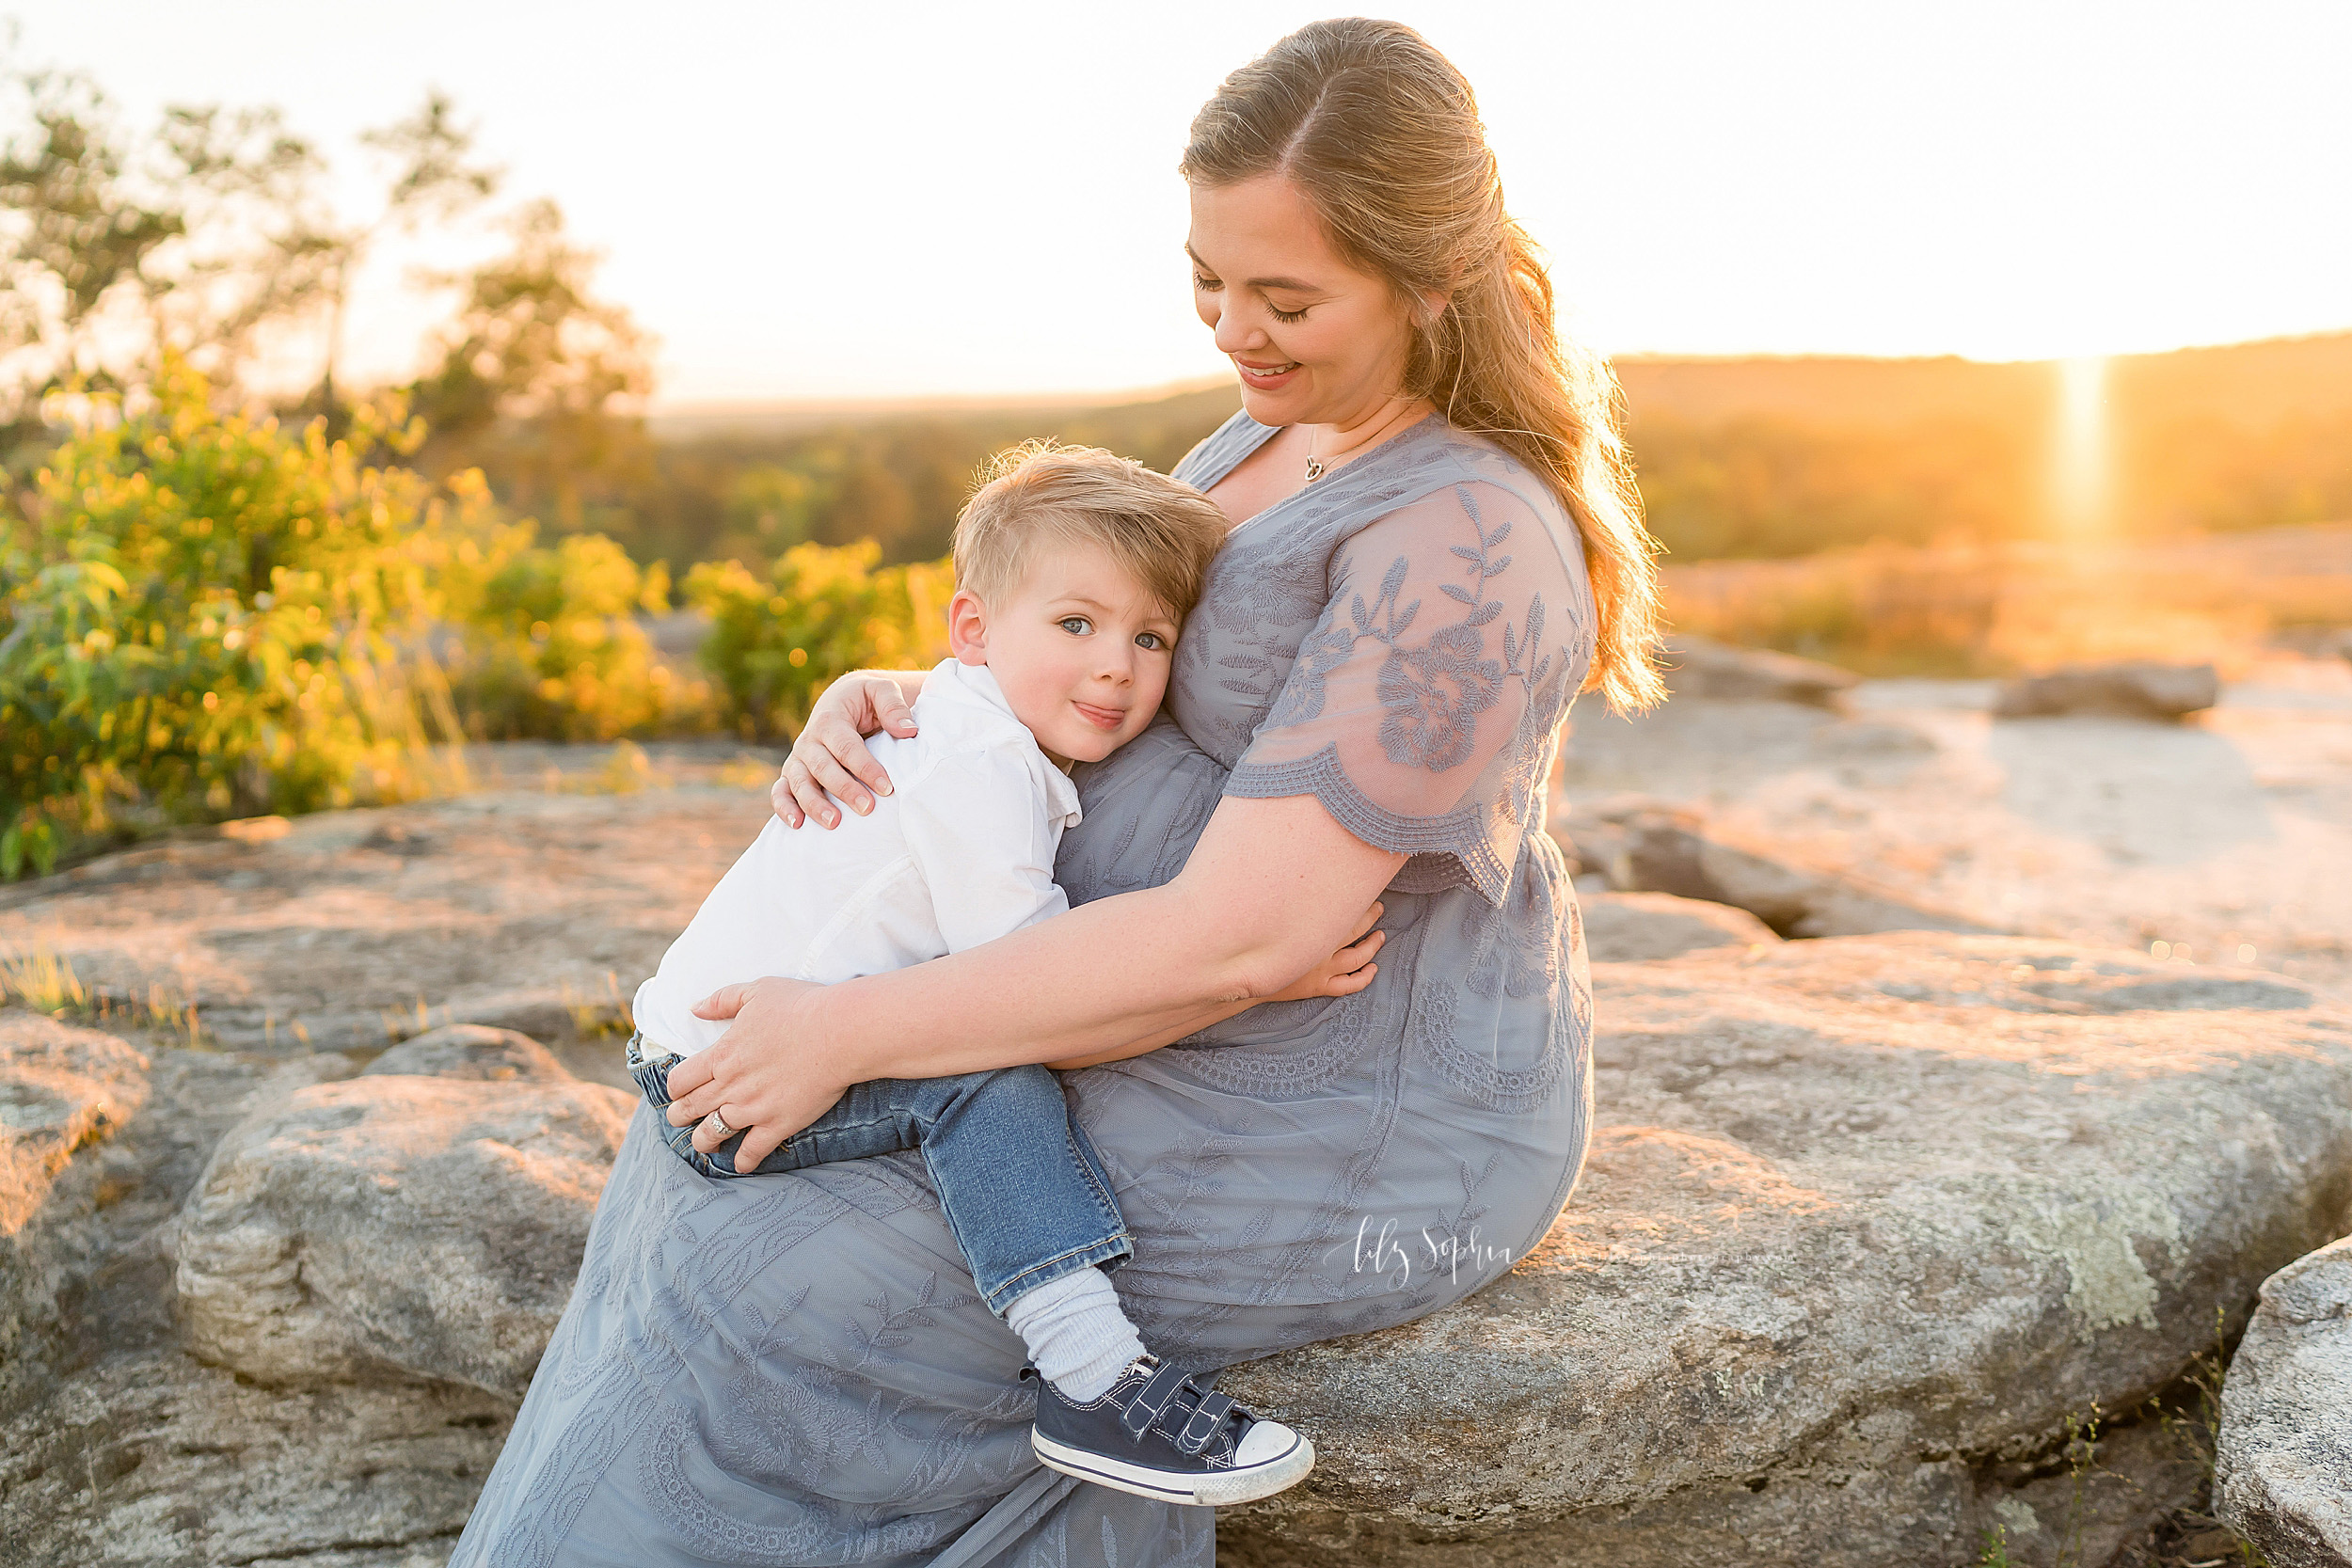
[[631, 658, 1083, 1057]]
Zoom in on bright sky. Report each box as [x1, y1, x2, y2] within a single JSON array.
[[14, 1, 2350, 406]]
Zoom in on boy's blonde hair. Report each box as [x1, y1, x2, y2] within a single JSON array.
[[953, 441, 1229, 621]]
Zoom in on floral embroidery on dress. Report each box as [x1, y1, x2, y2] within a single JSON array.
[[1377, 622, 1502, 769]]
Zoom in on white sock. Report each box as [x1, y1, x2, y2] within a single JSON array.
[[1003, 1266, 1146, 1402]]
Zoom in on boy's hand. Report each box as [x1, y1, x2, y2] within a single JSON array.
[[1265, 900, 1385, 1003]]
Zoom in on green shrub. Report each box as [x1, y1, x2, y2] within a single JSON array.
[[439, 526, 709, 740], [0, 365, 465, 876], [685, 541, 949, 740]]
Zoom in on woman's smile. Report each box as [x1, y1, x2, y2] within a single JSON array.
[[1233, 356, 1302, 390]]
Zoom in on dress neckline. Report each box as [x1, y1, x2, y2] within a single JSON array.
[[1207, 412, 1445, 536]]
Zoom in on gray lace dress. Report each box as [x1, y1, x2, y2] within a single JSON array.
[[450, 413, 1598, 1567]]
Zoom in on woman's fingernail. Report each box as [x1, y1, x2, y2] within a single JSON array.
[[822, 812, 837, 827], [853, 798, 871, 816], [875, 781, 892, 796]]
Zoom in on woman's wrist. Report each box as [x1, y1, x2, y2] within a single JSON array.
[[800, 975, 885, 1089]]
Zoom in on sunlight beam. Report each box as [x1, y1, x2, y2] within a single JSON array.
[[2052, 355, 2110, 536]]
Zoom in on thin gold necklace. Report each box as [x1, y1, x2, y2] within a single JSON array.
[[1304, 402, 1417, 483]]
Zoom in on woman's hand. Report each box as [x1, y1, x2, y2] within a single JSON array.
[[664, 977, 848, 1169], [1264, 900, 1385, 1002], [771, 672, 923, 829]]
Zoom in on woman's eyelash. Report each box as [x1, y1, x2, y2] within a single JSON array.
[[1192, 267, 1304, 323]]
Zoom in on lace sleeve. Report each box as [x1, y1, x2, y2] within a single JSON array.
[[1225, 479, 1591, 905]]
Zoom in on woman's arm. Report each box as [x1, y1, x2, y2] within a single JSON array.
[[1041, 896, 1386, 1069], [665, 793, 1407, 1168], [770, 669, 930, 829]]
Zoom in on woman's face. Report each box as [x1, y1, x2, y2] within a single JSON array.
[[1187, 175, 1418, 430]]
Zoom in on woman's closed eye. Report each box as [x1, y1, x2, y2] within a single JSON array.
[[1265, 300, 1310, 324]]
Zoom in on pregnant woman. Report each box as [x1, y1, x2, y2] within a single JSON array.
[[453, 18, 1661, 1566]]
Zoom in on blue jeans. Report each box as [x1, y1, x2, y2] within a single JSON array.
[[627, 1033, 1133, 1315]]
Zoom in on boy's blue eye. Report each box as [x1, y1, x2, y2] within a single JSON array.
[[1058, 616, 1091, 636], [1135, 631, 1168, 652]]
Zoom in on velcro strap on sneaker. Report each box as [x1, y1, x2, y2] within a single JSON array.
[[1120, 1363, 1195, 1439], [1174, 1391, 1234, 1455]]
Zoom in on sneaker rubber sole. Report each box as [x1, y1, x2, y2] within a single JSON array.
[[1030, 1427, 1316, 1506]]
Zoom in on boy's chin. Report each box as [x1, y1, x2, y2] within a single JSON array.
[[1049, 726, 1142, 766]]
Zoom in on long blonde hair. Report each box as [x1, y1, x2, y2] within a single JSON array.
[[1183, 18, 1665, 712]]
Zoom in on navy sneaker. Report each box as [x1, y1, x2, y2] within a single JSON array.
[[1028, 1356, 1315, 1506]]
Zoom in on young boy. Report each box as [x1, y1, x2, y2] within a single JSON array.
[[626, 443, 1364, 1507]]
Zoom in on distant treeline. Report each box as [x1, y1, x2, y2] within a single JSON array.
[[576, 331, 2352, 573], [1621, 332, 2352, 557], [598, 387, 1243, 571]]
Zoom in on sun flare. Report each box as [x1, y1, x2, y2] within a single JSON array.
[[2052, 356, 2110, 537]]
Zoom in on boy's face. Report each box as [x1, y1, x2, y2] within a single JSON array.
[[947, 541, 1181, 767]]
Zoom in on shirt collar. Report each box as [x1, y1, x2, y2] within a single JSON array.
[[926, 659, 1084, 827]]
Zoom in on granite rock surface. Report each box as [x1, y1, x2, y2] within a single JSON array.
[[1219, 934, 2352, 1568], [174, 1068, 629, 1398], [2217, 1234, 2352, 1568], [8, 784, 2348, 1566], [1575, 890, 1779, 962]]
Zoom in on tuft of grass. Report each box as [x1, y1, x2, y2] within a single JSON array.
[[2054, 1404, 2103, 1567], [563, 969, 635, 1040], [2144, 1311, 2271, 1567], [1983, 1314, 2273, 1568], [596, 740, 655, 795], [529, 740, 672, 797], [1, 945, 209, 1045], [716, 754, 782, 792], [1, 946, 88, 1014]]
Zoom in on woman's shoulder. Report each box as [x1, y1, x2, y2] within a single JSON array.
[[1331, 420, 1570, 545], [1406, 419, 1571, 520], [1319, 421, 1593, 611], [1171, 409, 1275, 487]]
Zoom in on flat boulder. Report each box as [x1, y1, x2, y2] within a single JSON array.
[[362, 1023, 569, 1083], [1221, 933, 2352, 1568], [1558, 795, 1997, 939], [1, 1013, 149, 1403], [174, 1069, 631, 1399], [1661, 634, 1860, 707], [2218, 1234, 2352, 1567], [0, 1012, 147, 1237], [0, 1346, 511, 1567], [1994, 660, 2220, 721], [1579, 891, 1779, 962]]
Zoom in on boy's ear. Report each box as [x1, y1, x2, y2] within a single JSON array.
[[946, 587, 990, 665]]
